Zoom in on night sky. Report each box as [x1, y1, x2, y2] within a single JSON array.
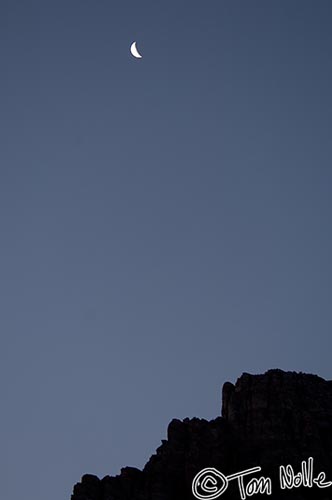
[[1, 2, 332, 500]]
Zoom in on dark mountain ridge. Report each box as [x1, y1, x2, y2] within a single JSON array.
[[71, 369, 332, 500]]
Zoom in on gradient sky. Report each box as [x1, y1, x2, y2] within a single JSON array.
[[1, 2, 332, 500]]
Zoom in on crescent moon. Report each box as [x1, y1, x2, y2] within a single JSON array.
[[130, 41, 143, 59]]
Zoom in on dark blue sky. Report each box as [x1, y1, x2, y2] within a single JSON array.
[[1, 2, 332, 499]]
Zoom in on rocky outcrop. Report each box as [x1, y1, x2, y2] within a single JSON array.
[[71, 369, 332, 500]]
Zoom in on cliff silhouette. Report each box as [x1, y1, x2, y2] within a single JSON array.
[[71, 369, 332, 500]]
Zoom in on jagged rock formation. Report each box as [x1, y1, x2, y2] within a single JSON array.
[[71, 369, 332, 500]]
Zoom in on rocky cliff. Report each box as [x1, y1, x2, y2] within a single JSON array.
[[71, 369, 332, 500]]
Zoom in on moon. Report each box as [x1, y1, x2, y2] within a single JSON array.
[[130, 41, 143, 59]]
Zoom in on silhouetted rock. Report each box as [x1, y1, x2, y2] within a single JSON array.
[[71, 369, 332, 499]]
